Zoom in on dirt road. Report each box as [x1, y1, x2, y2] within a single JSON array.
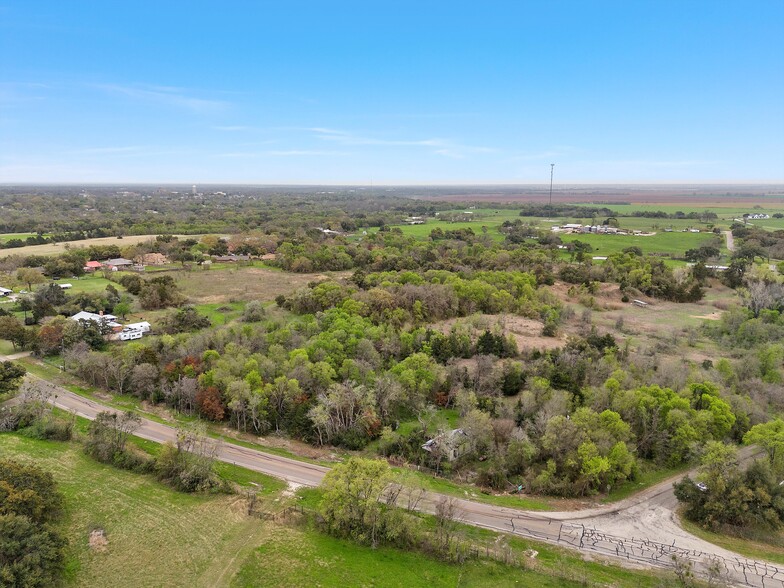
[[13, 372, 784, 586], [724, 229, 736, 251]]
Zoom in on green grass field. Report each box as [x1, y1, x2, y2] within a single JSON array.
[[233, 525, 580, 588], [0, 339, 16, 356], [382, 206, 739, 258], [560, 230, 723, 257], [0, 433, 283, 588], [0, 232, 41, 243], [56, 274, 126, 295], [1, 433, 669, 588], [679, 517, 784, 566]]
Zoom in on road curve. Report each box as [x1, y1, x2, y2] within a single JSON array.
[[14, 374, 784, 586]]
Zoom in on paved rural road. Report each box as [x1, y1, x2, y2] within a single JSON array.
[[13, 372, 783, 586], [25, 376, 329, 487]]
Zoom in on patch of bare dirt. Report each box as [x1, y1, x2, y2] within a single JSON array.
[[504, 316, 567, 351], [429, 314, 566, 352], [175, 267, 349, 304], [89, 528, 108, 552], [690, 312, 722, 320], [222, 429, 337, 461]]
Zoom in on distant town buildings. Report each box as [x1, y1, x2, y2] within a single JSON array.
[[550, 224, 628, 235]]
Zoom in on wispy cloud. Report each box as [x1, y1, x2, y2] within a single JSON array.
[[0, 81, 50, 105], [581, 159, 721, 167], [94, 83, 228, 114], [504, 149, 574, 163], [307, 127, 495, 158], [63, 145, 196, 158], [65, 146, 144, 155], [217, 149, 350, 158]]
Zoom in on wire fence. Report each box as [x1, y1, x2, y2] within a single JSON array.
[[249, 496, 783, 586], [552, 522, 784, 587]]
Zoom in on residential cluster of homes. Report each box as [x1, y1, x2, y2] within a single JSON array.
[[83, 254, 171, 273], [550, 224, 637, 235], [83, 258, 134, 272], [69, 311, 151, 341]]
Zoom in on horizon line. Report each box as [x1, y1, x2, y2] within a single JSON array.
[[1, 181, 784, 188]]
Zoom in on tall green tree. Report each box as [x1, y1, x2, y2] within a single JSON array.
[[319, 457, 404, 547]]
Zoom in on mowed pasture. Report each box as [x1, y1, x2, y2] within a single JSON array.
[[0, 273, 123, 295], [559, 231, 724, 257], [172, 266, 349, 304], [0, 232, 42, 243], [56, 274, 126, 295], [0, 434, 282, 588], [0, 234, 195, 258], [384, 207, 727, 257]]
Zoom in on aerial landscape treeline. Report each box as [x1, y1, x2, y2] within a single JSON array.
[[2, 186, 784, 587]]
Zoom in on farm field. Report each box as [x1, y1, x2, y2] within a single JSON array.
[[572, 202, 784, 216], [559, 230, 723, 257], [0, 234, 195, 258], [383, 207, 729, 258], [421, 187, 784, 207]]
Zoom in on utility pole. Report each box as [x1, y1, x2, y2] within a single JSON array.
[[549, 163, 555, 208]]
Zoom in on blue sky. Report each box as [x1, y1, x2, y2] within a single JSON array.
[[1, 1, 782, 183]]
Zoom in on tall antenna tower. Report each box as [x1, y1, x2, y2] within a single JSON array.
[[548, 164, 555, 207]]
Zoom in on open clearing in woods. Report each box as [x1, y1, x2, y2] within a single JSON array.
[[172, 266, 348, 304]]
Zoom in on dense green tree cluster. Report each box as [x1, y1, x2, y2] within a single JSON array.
[[0, 459, 67, 587]]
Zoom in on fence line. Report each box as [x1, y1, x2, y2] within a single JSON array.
[[552, 522, 784, 587]]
